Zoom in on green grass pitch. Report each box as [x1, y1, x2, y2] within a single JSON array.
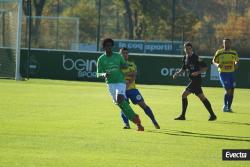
[[0, 79, 249, 167]]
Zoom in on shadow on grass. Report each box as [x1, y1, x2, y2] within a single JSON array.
[[232, 112, 250, 115], [145, 129, 250, 142], [216, 121, 250, 126]]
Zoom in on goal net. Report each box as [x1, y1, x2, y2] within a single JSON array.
[[0, 0, 22, 80]]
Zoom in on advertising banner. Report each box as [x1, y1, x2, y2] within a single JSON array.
[[113, 40, 182, 54], [20, 49, 250, 88]]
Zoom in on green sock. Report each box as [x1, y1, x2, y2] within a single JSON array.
[[118, 100, 136, 121]]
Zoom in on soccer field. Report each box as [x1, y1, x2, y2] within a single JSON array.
[[0, 79, 249, 167]]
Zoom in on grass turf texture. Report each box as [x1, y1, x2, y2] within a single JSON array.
[[0, 79, 249, 167]]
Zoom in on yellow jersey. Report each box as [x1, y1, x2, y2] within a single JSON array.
[[122, 61, 137, 90], [213, 49, 239, 72]]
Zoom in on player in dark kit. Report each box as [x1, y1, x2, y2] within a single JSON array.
[[173, 42, 217, 121]]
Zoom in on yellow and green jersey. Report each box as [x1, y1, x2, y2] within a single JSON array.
[[97, 52, 127, 83], [122, 61, 137, 90], [213, 49, 239, 72]]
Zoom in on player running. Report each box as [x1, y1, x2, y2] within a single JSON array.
[[173, 42, 217, 121], [213, 38, 239, 112], [96, 38, 144, 131], [119, 47, 160, 129]]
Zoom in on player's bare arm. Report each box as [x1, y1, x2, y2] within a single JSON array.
[[212, 57, 223, 68], [235, 60, 240, 69], [173, 69, 185, 79], [127, 72, 136, 82], [191, 67, 207, 77], [125, 72, 136, 89]]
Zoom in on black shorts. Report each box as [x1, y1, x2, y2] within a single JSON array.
[[185, 79, 203, 96]]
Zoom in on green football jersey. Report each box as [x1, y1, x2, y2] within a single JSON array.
[[97, 52, 127, 83]]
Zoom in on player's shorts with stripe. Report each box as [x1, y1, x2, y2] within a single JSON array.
[[107, 83, 126, 103], [219, 72, 236, 89], [186, 78, 203, 96], [126, 89, 144, 104]]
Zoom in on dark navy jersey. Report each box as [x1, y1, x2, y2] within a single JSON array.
[[181, 53, 207, 80]]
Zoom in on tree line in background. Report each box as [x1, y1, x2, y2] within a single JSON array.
[[22, 0, 250, 56]]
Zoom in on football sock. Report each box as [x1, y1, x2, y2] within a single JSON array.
[[181, 98, 188, 116], [118, 100, 137, 121], [202, 98, 215, 116], [224, 94, 229, 107], [143, 106, 157, 124], [121, 111, 129, 126], [228, 95, 234, 109], [131, 114, 142, 127]]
